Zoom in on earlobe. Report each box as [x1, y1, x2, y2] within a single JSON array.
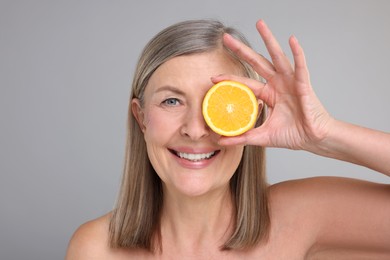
[[131, 98, 146, 132]]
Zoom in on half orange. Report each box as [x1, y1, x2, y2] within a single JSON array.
[[202, 80, 259, 136]]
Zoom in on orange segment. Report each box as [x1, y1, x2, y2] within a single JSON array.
[[202, 80, 258, 136]]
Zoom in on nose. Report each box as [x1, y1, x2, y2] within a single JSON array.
[[180, 105, 211, 140]]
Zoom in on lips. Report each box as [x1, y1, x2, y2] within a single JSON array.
[[169, 149, 220, 162]]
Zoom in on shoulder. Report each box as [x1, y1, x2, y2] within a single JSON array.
[[269, 176, 389, 217], [270, 176, 389, 202], [268, 177, 390, 256], [65, 213, 112, 259]]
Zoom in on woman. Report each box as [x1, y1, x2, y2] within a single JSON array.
[[66, 19, 390, 259]]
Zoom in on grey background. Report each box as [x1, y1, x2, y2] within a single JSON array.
[[1, 0, 389, 259]]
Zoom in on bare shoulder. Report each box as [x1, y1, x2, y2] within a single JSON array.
[[269, 176, 390, 220], [65, 213, 112, 259], [270, 176, 389, 203], [65, 213, 151, 259], [269, 177, 390, 258]]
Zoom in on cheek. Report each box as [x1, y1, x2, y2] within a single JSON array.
[[229, 146, 244, 168], [143, 108, 182, 142], [220, 146, 244, 177]]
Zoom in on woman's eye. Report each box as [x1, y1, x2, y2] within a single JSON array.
[[162, 98, 180, 106]]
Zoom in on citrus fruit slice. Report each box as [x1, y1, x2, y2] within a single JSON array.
[[202, 80, 258, 136]]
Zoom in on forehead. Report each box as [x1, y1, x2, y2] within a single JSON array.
[[146, 50, 245, 92]]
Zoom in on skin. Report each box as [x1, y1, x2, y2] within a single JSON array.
[[133, 50, 245, 200], [66, 20, 390, 259]]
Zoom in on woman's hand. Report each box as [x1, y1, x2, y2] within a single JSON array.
[[215, 20, 390, 176], [215, 20, 333, 152]]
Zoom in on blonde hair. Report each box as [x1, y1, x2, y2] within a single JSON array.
[[109, 19, 269, 252]]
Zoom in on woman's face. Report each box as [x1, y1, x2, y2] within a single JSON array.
[[132, 49, 245, 198]]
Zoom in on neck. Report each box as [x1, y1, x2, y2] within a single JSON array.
[[160, 185, 234, 252]]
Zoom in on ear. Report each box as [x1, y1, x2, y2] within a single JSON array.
[[256, 100, 265, 124], [131, 98, 146, 132], [258, 99, 264, 115]]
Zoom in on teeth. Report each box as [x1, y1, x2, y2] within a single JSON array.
[[177, 151, 215, 161]]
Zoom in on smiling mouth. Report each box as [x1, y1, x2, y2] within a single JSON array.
[[169, 149, 220, 162]]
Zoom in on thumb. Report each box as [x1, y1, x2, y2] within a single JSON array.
[[218, 128, 269, 147]]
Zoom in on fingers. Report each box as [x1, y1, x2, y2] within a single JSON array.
[[224, 20, 302, 82], [289, 35, 310, 83], [218, 127, 269, 147], [218, 134, 247, 146], [256, 20, 293, 74], [223, 33, 275, 80]]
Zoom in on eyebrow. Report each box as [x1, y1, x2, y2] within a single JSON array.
[[154, 85, 186, 96]]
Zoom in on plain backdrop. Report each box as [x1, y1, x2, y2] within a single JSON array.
[[1, 0, 389, 259]]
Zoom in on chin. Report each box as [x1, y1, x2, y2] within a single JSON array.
[[165, 176, 230, 199]]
